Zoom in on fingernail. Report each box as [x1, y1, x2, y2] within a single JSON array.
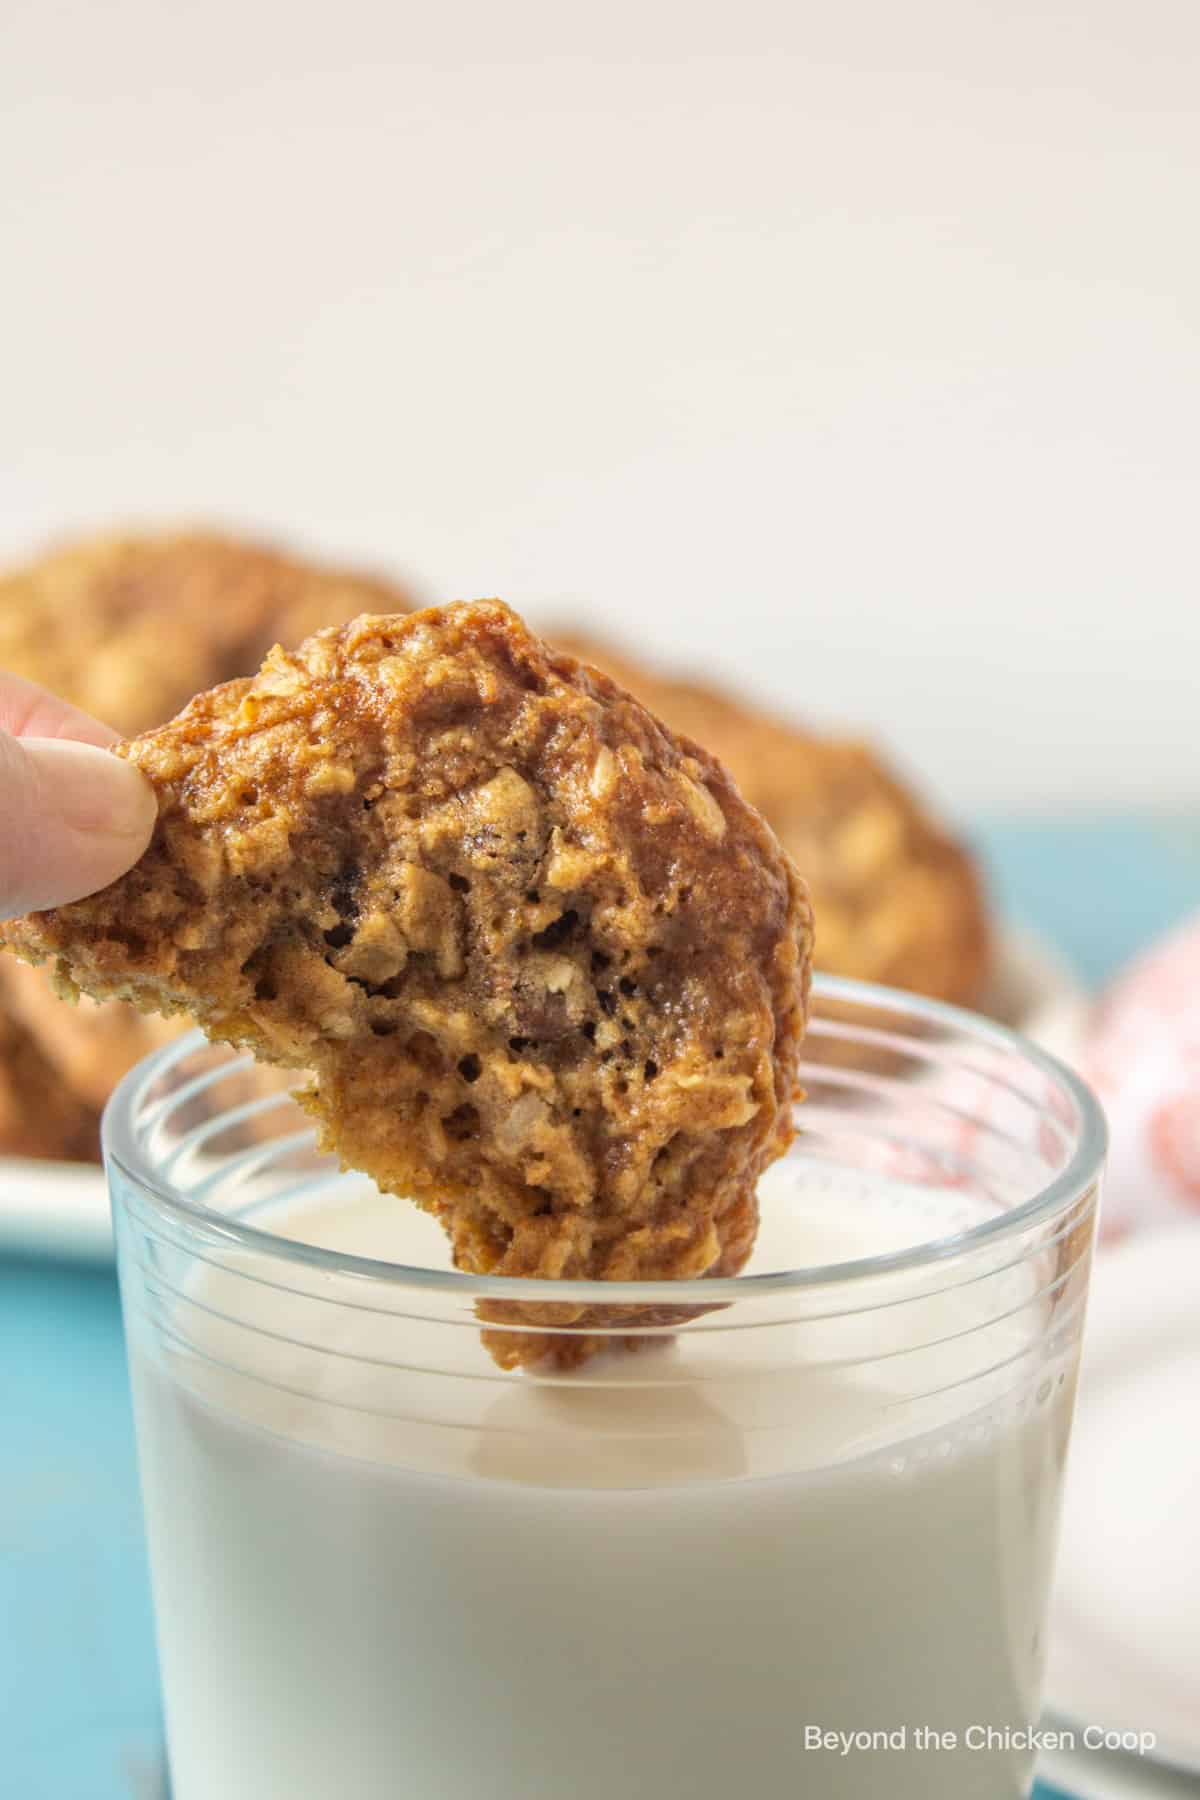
[[22, 738, 158, 839]]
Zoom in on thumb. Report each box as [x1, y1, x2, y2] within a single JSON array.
[[0, 733, 158, 918]]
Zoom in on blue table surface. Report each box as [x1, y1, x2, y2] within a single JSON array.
[[3, 817, 1198, 1800]]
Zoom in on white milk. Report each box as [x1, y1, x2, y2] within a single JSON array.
[[127, 1170, 1074, 1800]]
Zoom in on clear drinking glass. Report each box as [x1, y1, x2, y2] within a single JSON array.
[[105, 976, 1105, 1800]]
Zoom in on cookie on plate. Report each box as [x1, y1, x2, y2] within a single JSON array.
[[0, 1009, 100, 1163], [0, 956, 187, 1115], [2, 603, 813, 1365], [0, 528, 412, 737], [556, 633, 989, 1009]]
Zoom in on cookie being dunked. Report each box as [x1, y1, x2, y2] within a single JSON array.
[[2, 603, 813, 1366]]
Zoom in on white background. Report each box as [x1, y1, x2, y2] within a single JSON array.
[[2, 0, 1197, 815]]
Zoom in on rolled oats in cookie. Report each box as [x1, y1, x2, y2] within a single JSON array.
[[1, 602, 813, 1365]]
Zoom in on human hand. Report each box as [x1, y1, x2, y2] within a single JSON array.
[[0, 672, 157, 919]]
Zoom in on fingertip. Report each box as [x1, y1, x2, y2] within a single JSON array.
[[26, 738, 157, 840], [0, 739, 158, 915]]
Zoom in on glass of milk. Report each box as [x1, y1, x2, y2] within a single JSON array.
[[104, 976, 1104, 1800]]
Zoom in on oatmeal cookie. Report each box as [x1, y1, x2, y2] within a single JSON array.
[[556, 633, 989, 1008], [0, 529, 411, 737], [0, 1010, 101, 1162], [2, 603, 813, 1365]]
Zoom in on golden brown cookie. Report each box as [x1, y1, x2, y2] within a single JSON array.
[[556, 633, 990, 1008], [0, 529, 415, 1160], [0, 528, 412, 737], [0, 1009, 102, 1163], [2, 603, 813, 1366]]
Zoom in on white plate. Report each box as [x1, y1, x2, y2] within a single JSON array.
[[1046, 1227, 1200, 1775], [0, 1155, 112, 1261], [981, 921, 1092, 1064], [0, 924, 1089, 1264]]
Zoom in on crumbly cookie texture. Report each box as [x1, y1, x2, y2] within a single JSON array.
[[555, 633, 990, 1008], [0, 529, 411, 737], [2, 603, 813, 1366]]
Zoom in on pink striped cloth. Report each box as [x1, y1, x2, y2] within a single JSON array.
[[1081, 911, 1200, 1242]]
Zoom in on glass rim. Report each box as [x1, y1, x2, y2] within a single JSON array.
[[102, 974, 1107, 1307]]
